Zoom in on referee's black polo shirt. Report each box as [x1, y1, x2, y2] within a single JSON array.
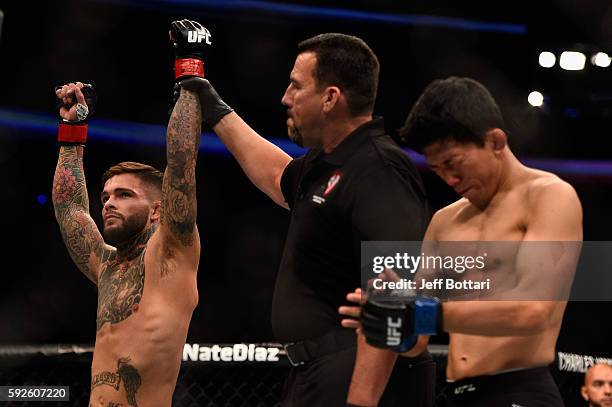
[[272, 118, 428, 342]]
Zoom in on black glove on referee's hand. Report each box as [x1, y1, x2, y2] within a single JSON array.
[[174, 77, 233, 127]]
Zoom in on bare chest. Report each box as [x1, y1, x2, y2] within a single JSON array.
[[433, 198, 529, 292], [97, 252, 146, 332], [437, 199, 527, 242]]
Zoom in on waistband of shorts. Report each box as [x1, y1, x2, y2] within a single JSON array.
[[447, 366, 554, 398]]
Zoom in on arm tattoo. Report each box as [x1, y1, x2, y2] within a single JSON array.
[[91, 356, 142, 407], [161, 88, 201, 246], [52, 146, 111, 282]]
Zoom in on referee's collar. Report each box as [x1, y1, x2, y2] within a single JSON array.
[[313, 117, 385, 166]]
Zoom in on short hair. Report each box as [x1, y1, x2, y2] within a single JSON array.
[[585, 363, 612, 383], [102, 162, 163, 198], [399, 77, 506, 153], [297, 33, 379, 117]]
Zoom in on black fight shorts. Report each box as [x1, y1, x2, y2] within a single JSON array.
[[442, 366, 563, 407]]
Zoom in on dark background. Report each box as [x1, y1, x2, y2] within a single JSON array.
[[0, 0, 610, 370]]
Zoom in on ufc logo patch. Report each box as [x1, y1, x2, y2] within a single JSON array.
[[386, 317, 402, 346], [453, 384, 476, 394], [188, 29, 212, 45]]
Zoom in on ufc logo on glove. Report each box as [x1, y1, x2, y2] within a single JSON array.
[[187, 29, 212, 44], [386, 317, 403, 346]]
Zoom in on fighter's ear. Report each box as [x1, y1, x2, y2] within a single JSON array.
[[322, 86, 341, 113], [486, 128, 507, 153], [150, 200, 162, 223]]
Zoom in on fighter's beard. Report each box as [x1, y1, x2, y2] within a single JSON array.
[[103, 213, 156, 260]]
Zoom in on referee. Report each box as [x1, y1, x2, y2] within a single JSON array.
[[188, 33, 434, 406]]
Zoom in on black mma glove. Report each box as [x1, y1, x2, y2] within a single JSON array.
[[361, 296, 443, 353], [170, 19, 212, 80], [55, 83, 97, 145], [169, 19, 233, 126]]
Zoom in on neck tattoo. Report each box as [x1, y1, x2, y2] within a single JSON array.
[[116, 224, 157, 261]]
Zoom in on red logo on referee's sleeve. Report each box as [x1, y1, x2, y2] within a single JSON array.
[[323, 171, 342, 196]]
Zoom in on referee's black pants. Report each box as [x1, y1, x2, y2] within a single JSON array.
[[281, 348, 436, 407]]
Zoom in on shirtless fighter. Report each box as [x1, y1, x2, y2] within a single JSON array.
[[51, 19, 211, 406], [339, 77, 583, 406]]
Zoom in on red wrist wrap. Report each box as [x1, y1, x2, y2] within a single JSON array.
[[58, 123, 88, 144], [175, 58, 205, 79]]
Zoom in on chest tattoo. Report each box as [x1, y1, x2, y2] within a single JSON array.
[[97, 251, 145, 331]]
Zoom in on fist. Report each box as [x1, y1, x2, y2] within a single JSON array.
[[55, 82, 96, 123], [361, 295, 442, 352], [170, 19, 212, 60], [362, 298, 417, 352]]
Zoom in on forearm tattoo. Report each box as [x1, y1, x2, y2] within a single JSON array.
[[161, 89, 201, 246], [52, 146, 109, 282], [91, 356, 142, 407]]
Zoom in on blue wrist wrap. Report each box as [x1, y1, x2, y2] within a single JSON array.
[[414, 297, 441, 335]]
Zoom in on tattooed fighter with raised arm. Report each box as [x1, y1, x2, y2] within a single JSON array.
[[51, 20, 211, 407]]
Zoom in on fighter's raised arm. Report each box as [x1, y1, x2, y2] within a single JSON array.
[[155, 19, 208, 252], [161, 86, 201, 248], [171, 27, 292, 208], [52, 82, 114, 284]]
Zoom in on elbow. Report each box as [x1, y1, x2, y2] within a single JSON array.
[[516, 302, 555, 334]]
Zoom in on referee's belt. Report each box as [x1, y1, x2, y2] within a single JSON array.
[[283, 329, 356, 367]]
